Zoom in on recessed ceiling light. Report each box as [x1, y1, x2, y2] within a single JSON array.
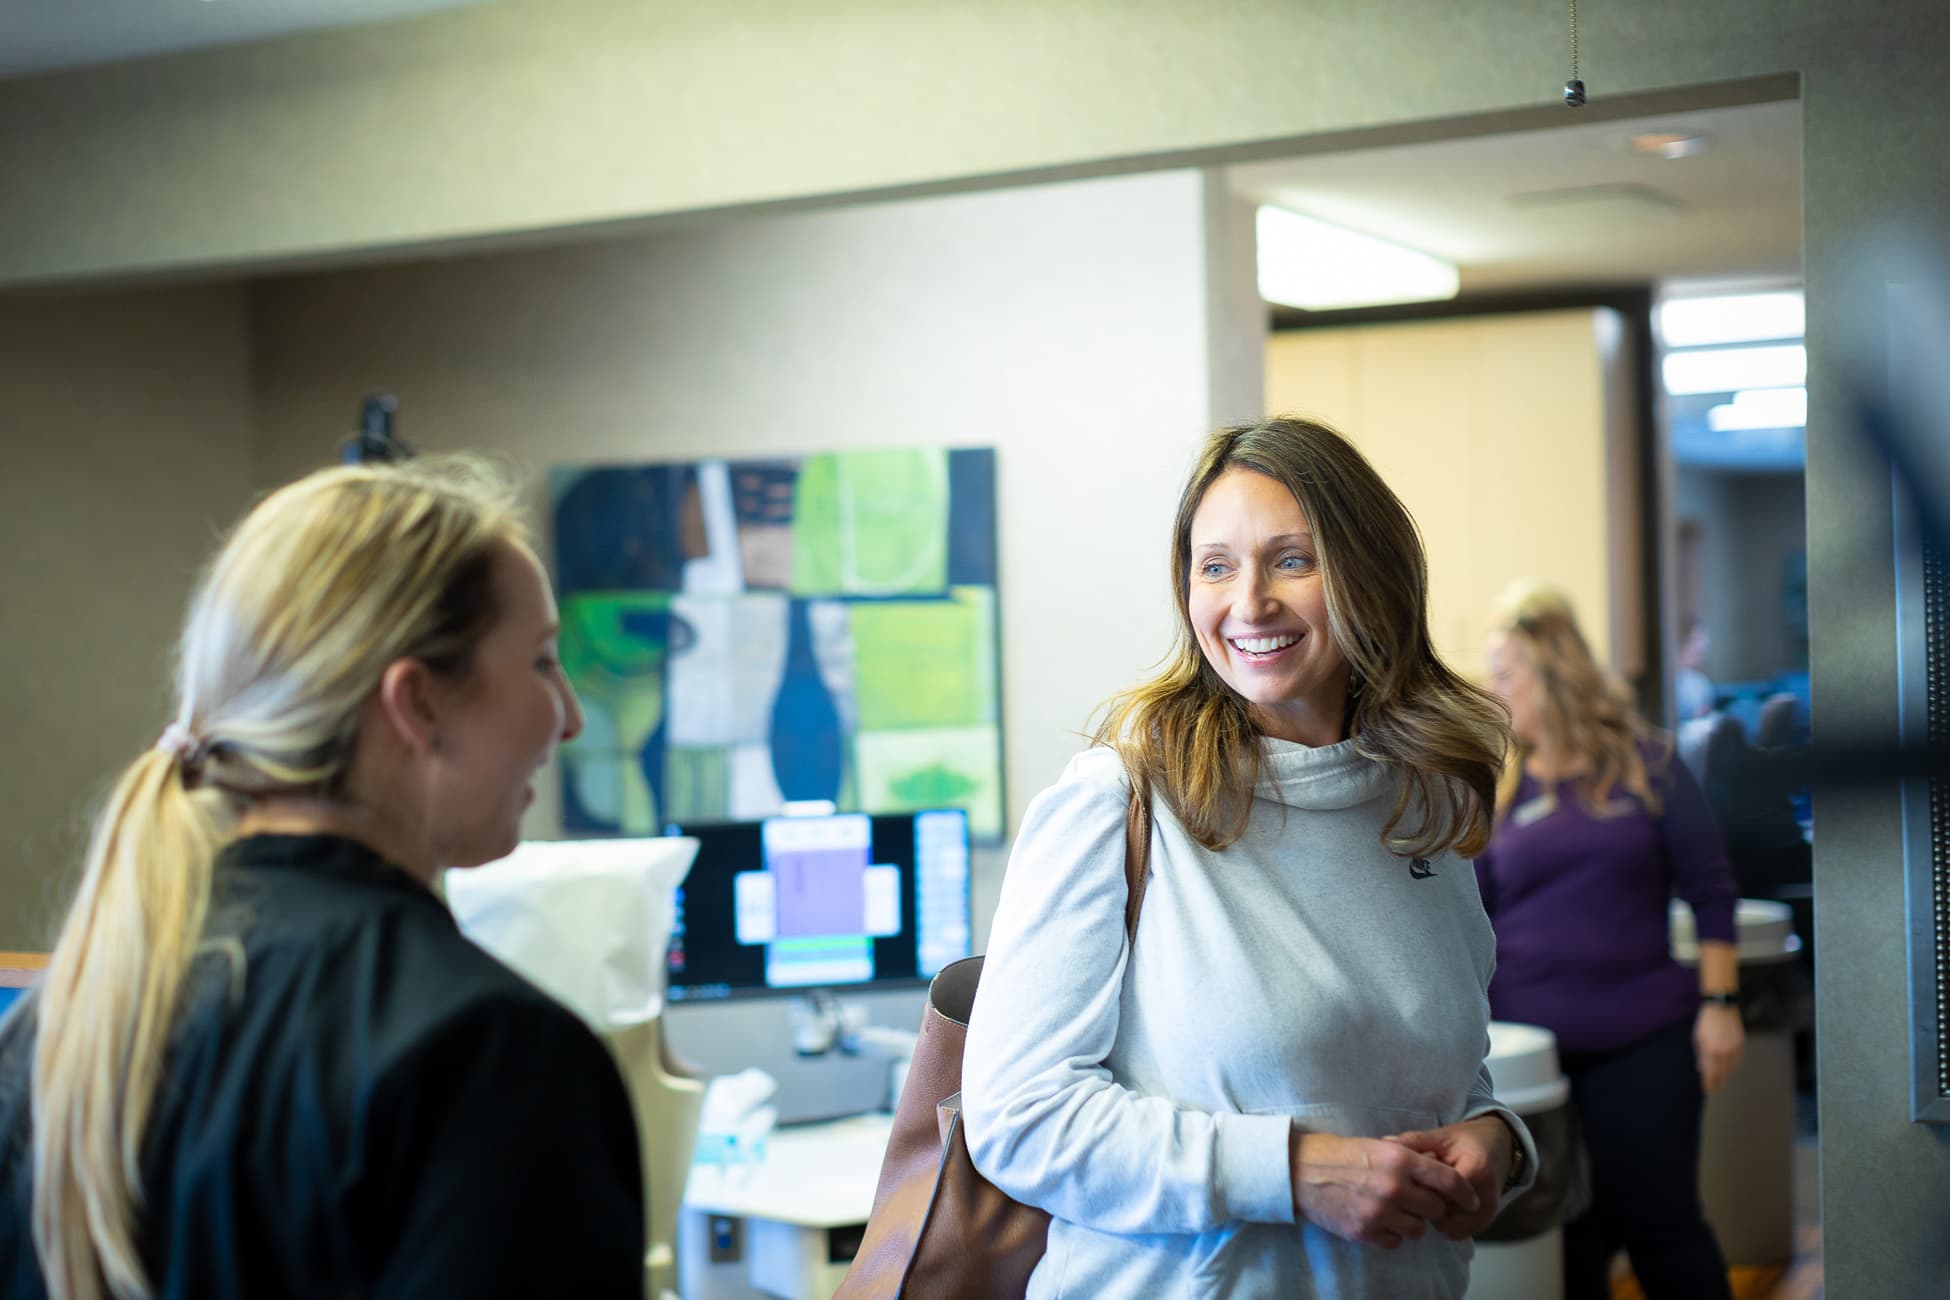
[[1255, 206, 1459, 311], [1628, 129, 1709, 160]]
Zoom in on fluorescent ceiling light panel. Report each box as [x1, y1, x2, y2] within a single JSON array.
[[1707, 387, 1808, 431], [1663, 344, 1806, 396], [1256, 205, 1459, 311], [1657, 292, 1805, 347]]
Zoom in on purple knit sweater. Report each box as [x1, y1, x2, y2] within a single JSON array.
[[1473, 743, 1739, 1055]]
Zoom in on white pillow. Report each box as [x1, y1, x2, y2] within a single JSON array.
[[446, 837, 698, 1032]]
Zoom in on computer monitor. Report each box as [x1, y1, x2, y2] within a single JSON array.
[[663, 808, 971, 1003]]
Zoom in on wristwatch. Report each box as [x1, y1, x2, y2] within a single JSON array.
[[1701, 990, 1740, 1008], [1494, 1114, 1526, 1190]]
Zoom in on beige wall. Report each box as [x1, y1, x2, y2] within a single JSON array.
[[4, 0, 1949, 1287], [0, 285, 256, 945], [247, 169, 1221, 941]]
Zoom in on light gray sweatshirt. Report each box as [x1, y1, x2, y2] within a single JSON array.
[[962, 741, 1539, 1299]]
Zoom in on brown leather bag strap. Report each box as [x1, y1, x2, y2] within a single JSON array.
[[1122, 782, 1152, 943]]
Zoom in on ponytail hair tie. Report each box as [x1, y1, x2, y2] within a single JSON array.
[[155, 723, 202, 766]]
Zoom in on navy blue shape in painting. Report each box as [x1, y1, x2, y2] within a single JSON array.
[[554, 465, 696, 594], [620, 606, 671, 822], [768, 599, 844, 804], [947, 448, 998, 587]]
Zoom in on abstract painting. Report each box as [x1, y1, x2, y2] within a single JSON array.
[[551, 448, 1002, 839]]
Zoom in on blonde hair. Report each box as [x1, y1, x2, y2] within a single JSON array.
[[1094, 417, 1509, 858], [30, 456, 525, 1300], [1489, 580, 1664, 816]]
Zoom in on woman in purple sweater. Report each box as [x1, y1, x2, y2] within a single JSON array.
[[1476, 584, 1743, 1300]]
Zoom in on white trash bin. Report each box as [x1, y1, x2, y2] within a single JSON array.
[[1469, 1021, 1572, 1300], [1669, 897, 1803, 1268]]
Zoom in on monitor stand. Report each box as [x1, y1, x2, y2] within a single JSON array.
[[663, 985, 929, 1123]]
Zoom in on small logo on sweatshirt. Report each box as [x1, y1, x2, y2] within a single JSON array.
[[1408, 857, 1436, 879]]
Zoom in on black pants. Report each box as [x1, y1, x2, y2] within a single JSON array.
[[1558, 1019, 1732, 1300]]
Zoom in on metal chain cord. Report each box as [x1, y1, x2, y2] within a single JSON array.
[[1562, 0, 1586, 105], [1928, 538, 1950, 1095], [1571, 0, 1579, 83]]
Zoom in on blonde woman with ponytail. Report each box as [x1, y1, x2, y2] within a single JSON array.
[[0, 458, 644, 1300], [961, 418, 1538, 1299], [1477, 582, 1741, 1300]]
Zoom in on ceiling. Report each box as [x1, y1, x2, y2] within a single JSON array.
[[1232, 99, 1805, 472], [0, 0, 492, 79], [1228, 99, 1802, 297]]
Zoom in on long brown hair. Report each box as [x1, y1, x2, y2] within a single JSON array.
[[30, 457, 524, 1300], [1490, 580, 1664, 816], [1094, 417, 1509, 857]]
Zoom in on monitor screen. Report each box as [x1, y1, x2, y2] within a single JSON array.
[[663, 808, 971, 1002]]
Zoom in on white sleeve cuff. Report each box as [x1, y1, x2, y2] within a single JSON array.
[[1214, 1110, 1297, 1224]]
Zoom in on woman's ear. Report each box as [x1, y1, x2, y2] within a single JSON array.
[[376, 658, 442, 756]]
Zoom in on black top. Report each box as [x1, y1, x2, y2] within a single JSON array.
[[0, 834, 645, 1299]]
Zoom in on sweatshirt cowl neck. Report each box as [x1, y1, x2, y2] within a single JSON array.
[[1253, 736, 1394, 811]]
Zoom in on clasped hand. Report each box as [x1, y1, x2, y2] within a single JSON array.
[[1288, 1116, 1512, 1249]]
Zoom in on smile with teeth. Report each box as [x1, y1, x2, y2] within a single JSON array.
[[1230, 633, 1300, 655]]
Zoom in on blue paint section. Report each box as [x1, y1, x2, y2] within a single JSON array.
[[947, 448, 998, 587], [553, 464, 697, 593], [768, 599, 844, 803]]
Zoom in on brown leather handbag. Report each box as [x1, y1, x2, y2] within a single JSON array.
[[833, 787, 1152, 1300]]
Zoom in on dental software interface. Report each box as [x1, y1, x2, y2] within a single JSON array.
[[664, 809, 971, 1001]]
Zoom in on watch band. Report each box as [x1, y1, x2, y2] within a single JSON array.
[[1485, 1113, 1526, 1190], [1701, 990, 1739, 1008], [1502, 1132, 1526, 1191]]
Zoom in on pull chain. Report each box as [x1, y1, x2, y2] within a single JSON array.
[[1564, 0, 1586, 106]]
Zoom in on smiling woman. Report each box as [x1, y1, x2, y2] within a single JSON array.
[[959, 416, 1530, 1300], [1186, 468, 1350, 747], [1101, 416, 1509, 857]]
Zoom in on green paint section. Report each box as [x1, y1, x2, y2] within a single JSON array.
[[560, 592, 672, 681], [850, 587, 998, 730], [559, 592, 669, 755], [559, 592, 671, 830], [790, 448, 950, 596], [616, 765, 660, 834], [854, 725, 1002, 841], [664, 746, 731, 822]]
